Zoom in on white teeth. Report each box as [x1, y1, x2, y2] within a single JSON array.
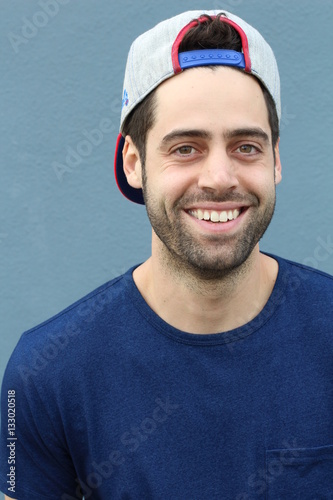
[[189, 209, 241, 223], [211, 211, 220, 222], [219, 211, 228, 222]]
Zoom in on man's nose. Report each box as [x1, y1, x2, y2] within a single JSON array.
[[197, 148, 239, 192]]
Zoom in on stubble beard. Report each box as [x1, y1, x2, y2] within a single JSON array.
[[142, 172, 276, 281]]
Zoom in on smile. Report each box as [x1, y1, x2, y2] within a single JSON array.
[[188, 208, 242, 223]]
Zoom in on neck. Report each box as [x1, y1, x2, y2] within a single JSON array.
[[133, 239, 278, 334]]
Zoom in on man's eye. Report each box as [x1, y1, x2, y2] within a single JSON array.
[[237, 145, 258, 154], [176, 146, 196, 156]]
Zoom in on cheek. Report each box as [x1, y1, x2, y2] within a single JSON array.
[[236, 170, 276, 204], [148, 166, 195, 202]]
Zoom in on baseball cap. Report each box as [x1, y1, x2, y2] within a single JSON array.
[[114, 9, 281, 205]]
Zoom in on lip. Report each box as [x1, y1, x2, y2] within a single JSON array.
[[185, 202, 249, 212], [184, 206, 249, 234]]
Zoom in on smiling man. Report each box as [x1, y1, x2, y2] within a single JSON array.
[[1, 9, 333, 500], [123, 63, 281, 335]]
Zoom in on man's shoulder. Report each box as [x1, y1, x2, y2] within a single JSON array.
[[272, 253, 333, 310], [277, 254, 333, 288], [5, 268, 137, 384], [23, 270, 129, 337]]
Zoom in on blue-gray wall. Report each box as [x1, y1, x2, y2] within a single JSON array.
[[0, 0, 332, 450]]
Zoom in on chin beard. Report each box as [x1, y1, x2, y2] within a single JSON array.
[[143, 180, 276, 280], [156, 229, 260, 281]]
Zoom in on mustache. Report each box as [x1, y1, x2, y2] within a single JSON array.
[[175, 191, 259, 207]]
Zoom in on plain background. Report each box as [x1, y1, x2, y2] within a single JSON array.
[[0, 3, 332, 487]]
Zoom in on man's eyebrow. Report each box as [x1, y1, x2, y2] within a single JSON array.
[[159, 129, 213, 148], [159, 127, 270, 149], [223, 127, 270, 144]]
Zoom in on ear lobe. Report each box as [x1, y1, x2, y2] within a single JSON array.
[[274, 138, 282, 185], [122, 136, 143, 189]]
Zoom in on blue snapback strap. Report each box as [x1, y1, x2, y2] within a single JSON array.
[[178, 49, 245, 70]]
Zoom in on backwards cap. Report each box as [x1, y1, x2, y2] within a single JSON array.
[[114, 10, 281, 204]]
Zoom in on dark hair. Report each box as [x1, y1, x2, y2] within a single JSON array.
[[122, 14, 279, 164]]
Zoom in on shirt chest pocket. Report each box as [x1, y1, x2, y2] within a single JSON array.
[[266, 444, 333, 499]]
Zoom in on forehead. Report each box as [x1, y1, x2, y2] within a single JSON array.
[[151, 66, 270, 137]]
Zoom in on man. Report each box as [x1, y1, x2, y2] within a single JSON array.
[[1, 9, 332, 499]]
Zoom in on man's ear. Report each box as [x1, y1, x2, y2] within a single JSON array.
[[274, 138, 282, 185], [122, 136, 143, 189]]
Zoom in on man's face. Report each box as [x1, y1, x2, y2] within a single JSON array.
[[132, 66, 281, 277]]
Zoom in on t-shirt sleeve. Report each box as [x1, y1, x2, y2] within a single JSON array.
[[0, 338, 81, 499]]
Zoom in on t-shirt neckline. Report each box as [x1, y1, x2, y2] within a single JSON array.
[[125, 253, 288, 346]]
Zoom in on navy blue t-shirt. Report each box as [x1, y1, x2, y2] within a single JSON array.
[[1, 254, 333, 499]]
